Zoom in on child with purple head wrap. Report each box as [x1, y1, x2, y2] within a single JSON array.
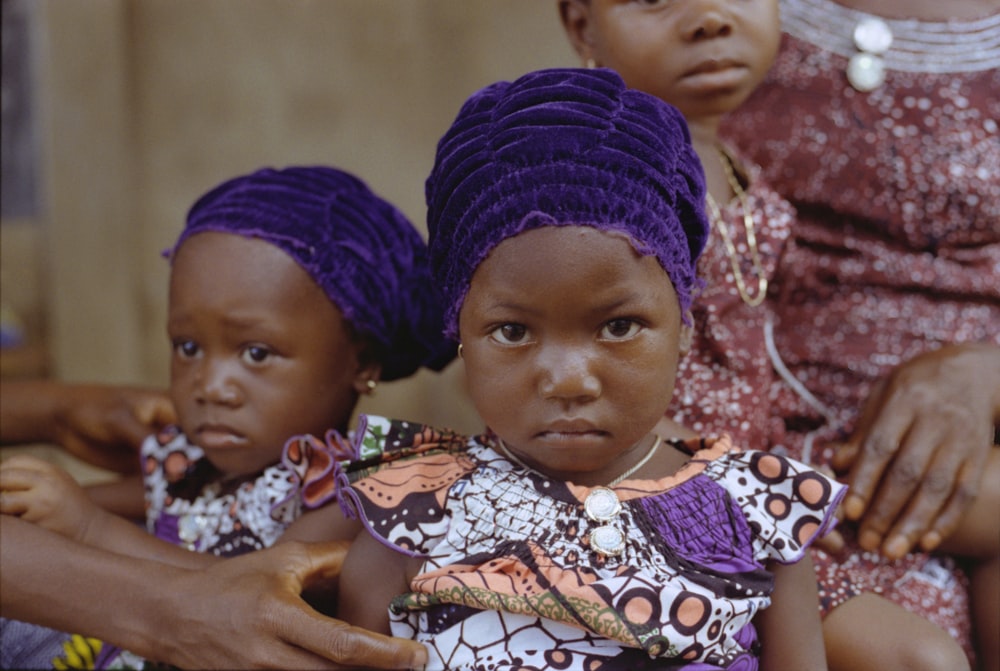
[[0, 165, 450, 670], [286, 68, 844, 670]]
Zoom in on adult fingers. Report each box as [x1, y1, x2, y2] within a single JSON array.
[[840, 407, 912, 522], [853, 419, 943, 554], [881, 430, 986, 558], [123, 391, 177, 446], [0, 489, 30, 515], [290, 617, 427, 671], [828, 441, 859, 474], [917, 458, 985, 553], [812, 527, 845, 555], [277, 542, 428, 670]]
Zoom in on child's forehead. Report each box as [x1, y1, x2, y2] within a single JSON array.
[[473, 224, 668, 283], [468, 225, 675, 297], [168, 232, 332, 307]]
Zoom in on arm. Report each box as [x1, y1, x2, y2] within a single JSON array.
[[754, 556, 827, 671], [336, 528, 414, 635], [0, 454, 215, 570], [86, 473, 147, 520], [0, 515, 428, 670], [830, 342, 1000, 558], [0, 380, 175, 473], [279, 500, 363, 544]]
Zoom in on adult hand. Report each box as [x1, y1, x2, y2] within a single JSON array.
[[152, 541, 428, 670], [52, 384, 176, 472], [829, 343, 1000, 559], [1, 381, 176, 473], [0, 454, 99, 541]]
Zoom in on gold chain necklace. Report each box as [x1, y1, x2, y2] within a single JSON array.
[[495, 436, 662, 558], [704, 147, 768, 307]]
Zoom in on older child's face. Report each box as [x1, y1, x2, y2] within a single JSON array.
[[459, 226, 687, 486], [168, 232, 372, 479], [560, 0, 780, 121]]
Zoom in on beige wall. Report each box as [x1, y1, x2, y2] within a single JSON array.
[[7, 0, 577, 434]]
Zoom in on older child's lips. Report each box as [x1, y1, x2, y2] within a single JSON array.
[[536, 422, 607, 445], [682, 59, 747, 87]]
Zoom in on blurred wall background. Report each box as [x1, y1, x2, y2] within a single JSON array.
[[1, 0, 577, 436]]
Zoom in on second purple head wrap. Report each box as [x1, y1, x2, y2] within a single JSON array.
[[171, 165, 453, 380], [425, 68, 710, 339]]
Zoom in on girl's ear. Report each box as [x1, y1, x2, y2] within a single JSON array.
[[679, 314, 694, 356], [353, 363, 382, 396], [558, 0, 598, 64], [352, 344, 383, 396]]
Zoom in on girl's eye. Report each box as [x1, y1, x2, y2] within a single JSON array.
[[490, 323, 528, 345], [601, 318, 641, 340], [173, 339, 200, 359], [241, 345, 273, 364]]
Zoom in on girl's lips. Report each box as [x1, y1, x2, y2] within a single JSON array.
[[535, 430, 607, 447], [195, 426, 246, 450]]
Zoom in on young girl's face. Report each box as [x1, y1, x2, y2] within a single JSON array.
[[560, 0, 780, 121], [167, 232, 374, 479], [458, 226, 689, 486]]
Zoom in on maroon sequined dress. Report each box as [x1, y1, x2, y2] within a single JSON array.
[[715, 0, 1000, 659]]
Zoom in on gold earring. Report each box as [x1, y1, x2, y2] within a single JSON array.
[[586, 58, 596, 69], [365, 379, 377, 394], [457, 343, 464, 359]]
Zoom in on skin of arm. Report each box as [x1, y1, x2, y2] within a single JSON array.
[[0, 380, 175, 473], [86, 473, 147, 521], [754, 556, 828, 671], [336, 528, 415, 636], [0, 515, 428, 670]]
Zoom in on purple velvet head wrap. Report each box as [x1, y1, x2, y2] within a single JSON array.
[[425, 68, 709, 339], [171, 166, 452, 380]]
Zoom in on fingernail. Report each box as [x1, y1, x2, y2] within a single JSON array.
[[411, 648, 429, 669], [858, 530, 881, 551], [884, 535, 909, 559], [843, 495, 864, 520], [921, 531, 942, 552]]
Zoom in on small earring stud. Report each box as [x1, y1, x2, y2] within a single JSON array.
[[457, 343, 464, 359], [585, 58, 596, 69], [366, 379, 377, 394]]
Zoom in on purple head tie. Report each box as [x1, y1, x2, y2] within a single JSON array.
[[170, 165, 453, 380], [425, 67, 709, 339]]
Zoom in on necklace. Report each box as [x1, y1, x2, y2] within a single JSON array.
[[704, 147, 768, 307], [495, 435, 662, 558], [847, 16, 892, 91]]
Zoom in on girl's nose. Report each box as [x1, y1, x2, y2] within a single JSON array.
[[537, 343, 601, 402], [194, 360, 241, 406]]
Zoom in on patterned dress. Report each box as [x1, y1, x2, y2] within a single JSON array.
[[327, 415, 845, 671], [716, 0, 1000, 660], [65, 426, 337, 670]]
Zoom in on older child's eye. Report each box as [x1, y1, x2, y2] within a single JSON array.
[[241, 345, 273, 364], [601, 319, 641, 340], [173, 339, 200, 359], [490, 323, 528, 345]]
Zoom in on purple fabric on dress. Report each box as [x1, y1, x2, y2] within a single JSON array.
[[425, 67, 710, 338], [170, 165, 453, 380], [639, 478, 760, 575], [151, 512, 182, 547]]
